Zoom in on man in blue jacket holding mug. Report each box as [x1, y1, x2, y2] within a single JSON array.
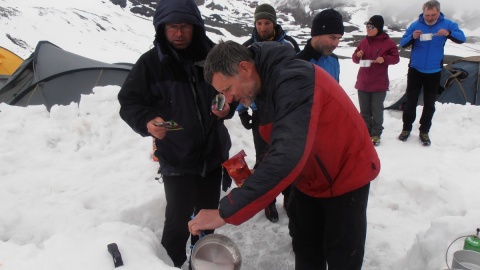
[[398, 0, 465, 146]]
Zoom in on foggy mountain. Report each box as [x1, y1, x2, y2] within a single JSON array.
[[113, 0, 480, 33], [2, 0, 479, 63]]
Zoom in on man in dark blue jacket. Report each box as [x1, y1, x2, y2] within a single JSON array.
[[398, 0, 465, 146], [118, 0, 234, 268]]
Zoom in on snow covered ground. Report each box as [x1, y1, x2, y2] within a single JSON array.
[[1, 0, 480, 269]]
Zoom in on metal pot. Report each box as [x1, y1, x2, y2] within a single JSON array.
[[452, 249, 480, 270], [191, 234, 242, 270]]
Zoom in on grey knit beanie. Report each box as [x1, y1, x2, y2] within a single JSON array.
[[254, 4, 277, 25]]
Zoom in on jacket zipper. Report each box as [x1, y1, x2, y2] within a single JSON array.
[[189, 68, 207, 177], [314, 155, 334, 197]]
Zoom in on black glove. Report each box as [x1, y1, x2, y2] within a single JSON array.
[[221, 167, 232, 192], [239, 111, 253, 130]]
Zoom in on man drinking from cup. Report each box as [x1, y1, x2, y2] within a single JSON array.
[[398, 0, 465, 146]]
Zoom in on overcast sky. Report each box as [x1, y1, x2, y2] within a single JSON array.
[[359, 0, 480, 30], [282, 0, 480, 31]]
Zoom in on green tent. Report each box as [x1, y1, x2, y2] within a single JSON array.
[[0, 41, 132, 111]]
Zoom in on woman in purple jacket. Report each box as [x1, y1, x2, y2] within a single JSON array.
[[352, 15, 399, 146]]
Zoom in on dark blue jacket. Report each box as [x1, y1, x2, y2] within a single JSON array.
[[239, 25, 300, 113], [118, 0, 233, 176], [400, 12, 466, 73], [243, 24, 301, 53]]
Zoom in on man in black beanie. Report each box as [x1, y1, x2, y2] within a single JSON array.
[[238, 3, 300, 223], [296, 8, 344, 82]]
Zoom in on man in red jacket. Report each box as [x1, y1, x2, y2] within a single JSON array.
[[189, 41, 380, 270]]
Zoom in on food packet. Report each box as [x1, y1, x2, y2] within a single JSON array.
[[221, 150, 251, 187]]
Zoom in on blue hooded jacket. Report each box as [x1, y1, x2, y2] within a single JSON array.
[[400, 12, 466, 73]]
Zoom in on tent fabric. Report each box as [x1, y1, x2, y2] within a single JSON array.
[[437, 56, 480, 105], [386, 56, 480, 110], [0, 46, 23, 75], [0, 41, 132, 111], [0, 75, 11, 88]]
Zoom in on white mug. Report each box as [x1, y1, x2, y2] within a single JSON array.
[[359, 60, 372, 67], [420, 33, 433, 41]]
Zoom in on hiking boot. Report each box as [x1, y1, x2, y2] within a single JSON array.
[[265, 202, 279, 223], [371, 136, 381, 146], [398, 130, 411, 142], [419, 132, 431, 146]]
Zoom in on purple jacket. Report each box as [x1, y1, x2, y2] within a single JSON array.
[[352, 33, 399, 92]]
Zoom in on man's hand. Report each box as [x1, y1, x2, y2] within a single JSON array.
[[436, 28, 450, 37], [147, 117, 168, 139], [212, 102, 230, 118], [188, 209, 226, 235], [239, 111, 253, 129], [413, 30, 422, 39]]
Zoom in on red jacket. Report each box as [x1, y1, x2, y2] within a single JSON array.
[[352, 32, 399, 92], [219, 42, 380, 225]]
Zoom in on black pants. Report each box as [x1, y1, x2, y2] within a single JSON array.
[[161, 167, 222, 267], [402, 68, 441, 133], [288, 184, 370, 270]]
